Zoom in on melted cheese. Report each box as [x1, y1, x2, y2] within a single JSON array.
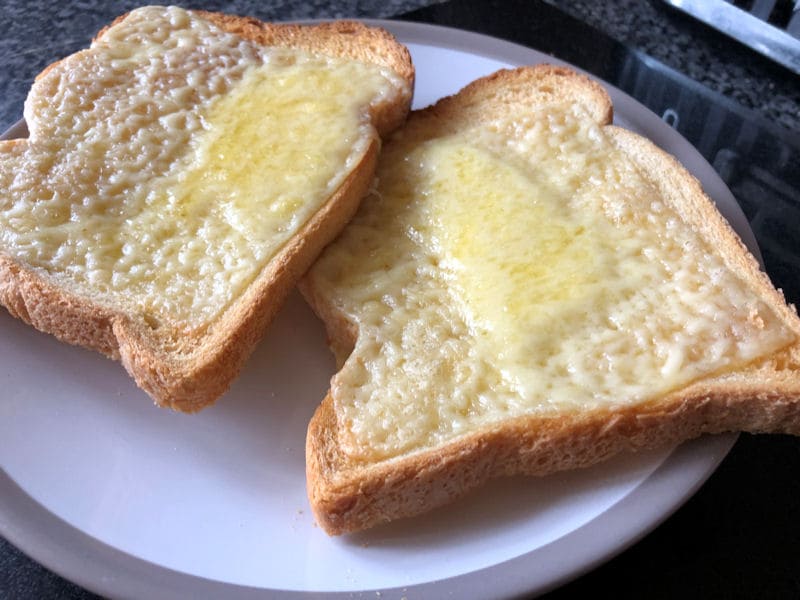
[[0, 6, 405, 331], [309, 105, 794, 461]]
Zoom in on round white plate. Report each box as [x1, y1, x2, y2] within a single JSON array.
[[0, 20, 746, 600]]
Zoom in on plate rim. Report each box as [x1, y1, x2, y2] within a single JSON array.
[[0, 17, 744, 600], [1, 433, 735, 600]]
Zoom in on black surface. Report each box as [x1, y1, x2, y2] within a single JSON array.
[[2, 0, 800, 598], [544, 434, 800, 600], [0, 537, 101, 600]]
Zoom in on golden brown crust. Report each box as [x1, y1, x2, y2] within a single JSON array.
[[385, 65, 612, 145], [121, 137, 381, 411], [308, 383, 800, 535], [192, 13, 414, 137], [0, 10, 413, 411], [0, 255, 120, 358], [301, 64, 800, 535]]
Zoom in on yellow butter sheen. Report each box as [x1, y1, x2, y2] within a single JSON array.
[[310, 105, 794, 461], [0, 6, 403, 331]]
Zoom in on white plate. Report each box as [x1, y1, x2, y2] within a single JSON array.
[[0, 20, 747, 600]]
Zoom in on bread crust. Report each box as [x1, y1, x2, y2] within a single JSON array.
[[301, 64, 800, 535], [0, 10, 414, 411]]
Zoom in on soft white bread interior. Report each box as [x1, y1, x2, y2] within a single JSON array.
[[0, 6, 414, 411], [300, 65, 800, 535]]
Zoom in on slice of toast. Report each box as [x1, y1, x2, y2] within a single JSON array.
[[0, 6, 413, 411], [300, 65, 800, 535]]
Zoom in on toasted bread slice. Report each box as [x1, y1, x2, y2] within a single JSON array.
[[300, 65, 800, 535], [0, 6, 413, 411]]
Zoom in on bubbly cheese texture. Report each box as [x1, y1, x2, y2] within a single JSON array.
[[309, 106, 795, 461], [0, 6, 404, 331]]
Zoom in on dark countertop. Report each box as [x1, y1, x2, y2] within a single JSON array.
[[550, 0, 800, 135], [2, 1, 799, 599], [1, 0, 798, 135]]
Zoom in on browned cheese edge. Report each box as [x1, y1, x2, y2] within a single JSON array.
[[299, 64, 800, 535], [0, 10, 415, 411]]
